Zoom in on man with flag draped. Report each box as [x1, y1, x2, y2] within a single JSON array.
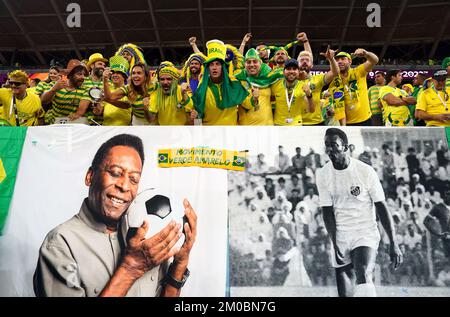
[[192, 40, 249, 126]]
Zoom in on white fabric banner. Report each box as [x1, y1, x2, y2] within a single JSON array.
[[0, 126, 231, 297]]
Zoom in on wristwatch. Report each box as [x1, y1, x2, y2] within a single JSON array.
[[163, 268, 190, 289]]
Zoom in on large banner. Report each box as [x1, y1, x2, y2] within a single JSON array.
[[227, 127, 450, 297], [1, 126, 450, 297], [0, 127, 26, 234], [0, 126, 230, 297]]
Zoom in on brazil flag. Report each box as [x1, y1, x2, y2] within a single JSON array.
[[232, 154, 246, 170], [0, 127, 27, 235], [447, 127, 450, 148], [158, 152, 169, 164]]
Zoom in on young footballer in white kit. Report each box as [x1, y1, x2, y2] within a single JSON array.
[[316, 128, 403, 297]]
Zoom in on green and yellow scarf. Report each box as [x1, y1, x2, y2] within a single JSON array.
[[193, 62, 249, 119]]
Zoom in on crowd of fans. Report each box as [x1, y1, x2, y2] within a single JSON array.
[[1, 33, 449, 127], [228, 140, 450, 288]]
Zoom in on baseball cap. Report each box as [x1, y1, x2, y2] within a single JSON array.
[[432, 69, 447, 81], [335, 52, 352, 60], [284, 59, 299, 69]]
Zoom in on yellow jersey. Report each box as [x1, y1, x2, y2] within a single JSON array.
[[149, 86, 193, 125], [379, 85, 411, 126], [238, 86, 273, 125], [202, 83, 238, 126], [270, 80, 305, 126], [416, 86, 450, 127], [300, 73, 326, 125], [102, 86, 132, 126], [0, 88, 44, 126], [328, 64, 372, 124]]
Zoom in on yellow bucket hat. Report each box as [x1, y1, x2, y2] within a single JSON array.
[[86, 53, 108, 69]]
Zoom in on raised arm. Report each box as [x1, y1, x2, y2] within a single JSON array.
[[319, 45, 339, 85], [296, 33, 313, 63], [40, 79, 67, 104], [353, 48, 379, 73], [103, 68, 126, 101], [302, 83, 315, 114], [239, 33, 252, 55], [189, 37, 202, 54]]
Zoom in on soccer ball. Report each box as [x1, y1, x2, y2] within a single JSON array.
[[121, 188, 186, 249]]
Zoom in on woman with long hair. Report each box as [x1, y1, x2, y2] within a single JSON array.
[[103, 62, 155, 125]]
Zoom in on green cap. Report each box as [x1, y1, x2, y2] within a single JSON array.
[[109, 55, 129, 75], [244, 48, 262, 62]]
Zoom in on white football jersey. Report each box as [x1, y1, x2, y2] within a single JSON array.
[[316, 157, 385, 232]]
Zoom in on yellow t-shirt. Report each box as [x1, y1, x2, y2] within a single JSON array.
[[379, 85, 411, 126], [27, 87, 38, 95], [328, 64, 372, 124], [149, 86, 193, 126], [0, 88, 44, 126], [238, 86, 273, 125], [300, 73, 326, 125], [103, 103, 132, 126], [202, 83, 238, 126], [329, 92, 346, 121], [416, 86, 450, 127], [270, 80, 305, 126]]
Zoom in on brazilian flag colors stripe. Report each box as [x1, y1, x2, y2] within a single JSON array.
[[0, 127, 27, 235]]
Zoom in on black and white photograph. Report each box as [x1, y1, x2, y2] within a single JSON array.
[[228, 126, 450, 297]]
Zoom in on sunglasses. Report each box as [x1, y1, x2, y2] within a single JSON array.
[[9, 81, 26, 87]]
